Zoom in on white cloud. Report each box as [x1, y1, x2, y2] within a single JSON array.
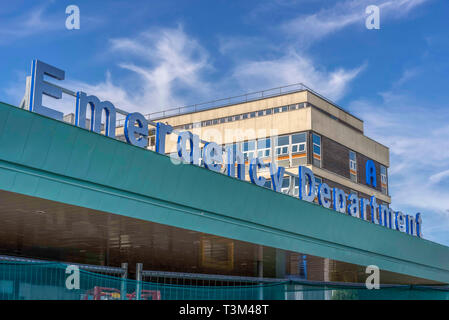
[[281, 0, 431, 47], [231, 50, 364, 101], [429, 170, 449, 185], [348, 88, 449, 244], [0, 3, 61, 42], [106, 26, 212, 113]]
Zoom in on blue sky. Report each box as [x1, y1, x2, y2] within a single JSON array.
[[1, 0, 449, 245]]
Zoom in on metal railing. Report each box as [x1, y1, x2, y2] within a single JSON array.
[[140, 83, 310, 122]]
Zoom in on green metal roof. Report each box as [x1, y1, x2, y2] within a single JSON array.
[[0, 101, 448, 283]]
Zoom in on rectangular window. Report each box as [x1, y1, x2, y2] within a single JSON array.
[[243, 140, 255, 162], [275, 135, 289, 157], [288, 104, 298, 111], [257, 110, 264, 117], [227, 116, 233, 122], [212, 119, 218, 125], [265, 108, 272, 115], [257, 138, 271, 159], [249, 112, 256, 118], [314, 176, 322, 202], [380, 165, 388, 194], [281, 106, 288, 112], [281, 177, 290, 194], [242, 113, 248, 119], [349, 150, 357, 182], [312, 133, 321, 167], [274, 107, 281, 114], [291, 133, 306, 155]]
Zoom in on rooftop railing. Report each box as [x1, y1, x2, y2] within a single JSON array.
[[116, 83, 311, 127]]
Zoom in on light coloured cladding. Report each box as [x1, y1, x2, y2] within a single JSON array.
[[306, 91, 364, 132], [310, 107, 389, 166], [157, 91, 309, 126], [163, 107, 312, 152]]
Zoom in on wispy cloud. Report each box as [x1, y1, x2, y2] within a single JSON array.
[[0, 2, 62, 42], [24, 26, 213, 116], [349, 81, 449, 244], [280, 0, 431, 47], [231, 50, 365, 101]]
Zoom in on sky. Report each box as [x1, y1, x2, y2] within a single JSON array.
[[0, 0, 448, 245]]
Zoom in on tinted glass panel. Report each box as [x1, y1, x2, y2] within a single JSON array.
[[277, 136, 289, 146], [292, 133, 306, 144]]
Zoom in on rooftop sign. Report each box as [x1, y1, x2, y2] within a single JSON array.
[[24, 59, 423, 238]]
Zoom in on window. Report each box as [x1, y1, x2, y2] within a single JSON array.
[[212, 119, 218, 125], [314, 176, 322, 202], [380, 165, 388, 195], [312, 133, 321, 167], [349, 150, 357, 182], [275, 135, 289, 157], [257, 138, 271, 159], [288, 104, 298, 111], [243, 140, 255, 162], [274, 107, 281, 114], [265, 108, 272, 115], [263, 179, 271, 189], [227, 116, 233, 122], [291, 133, 306, 155], [242, 113, 248, 120], [257, 110, 264, 117], [219, 117, 226, 124], [281, 106, 288, 112], [281, 177, 291, 194], [249, 112, 256, 118]]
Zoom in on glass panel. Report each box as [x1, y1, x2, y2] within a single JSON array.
[[264, 179, 271, 189], [265, 109, 272, 115], [292, 133, 306, 144], [313, 134, 321, 145], [243, 140, 255, 151], [313, 145, 321, 155], [257, 110, 264, 116], [277, 136, 289, 146], [258, 138, 271, 149], [349, 151, 356, 161]]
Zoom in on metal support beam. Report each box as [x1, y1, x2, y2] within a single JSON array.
[[136, 263, 143, 300], [121, 262, 128, 300]]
